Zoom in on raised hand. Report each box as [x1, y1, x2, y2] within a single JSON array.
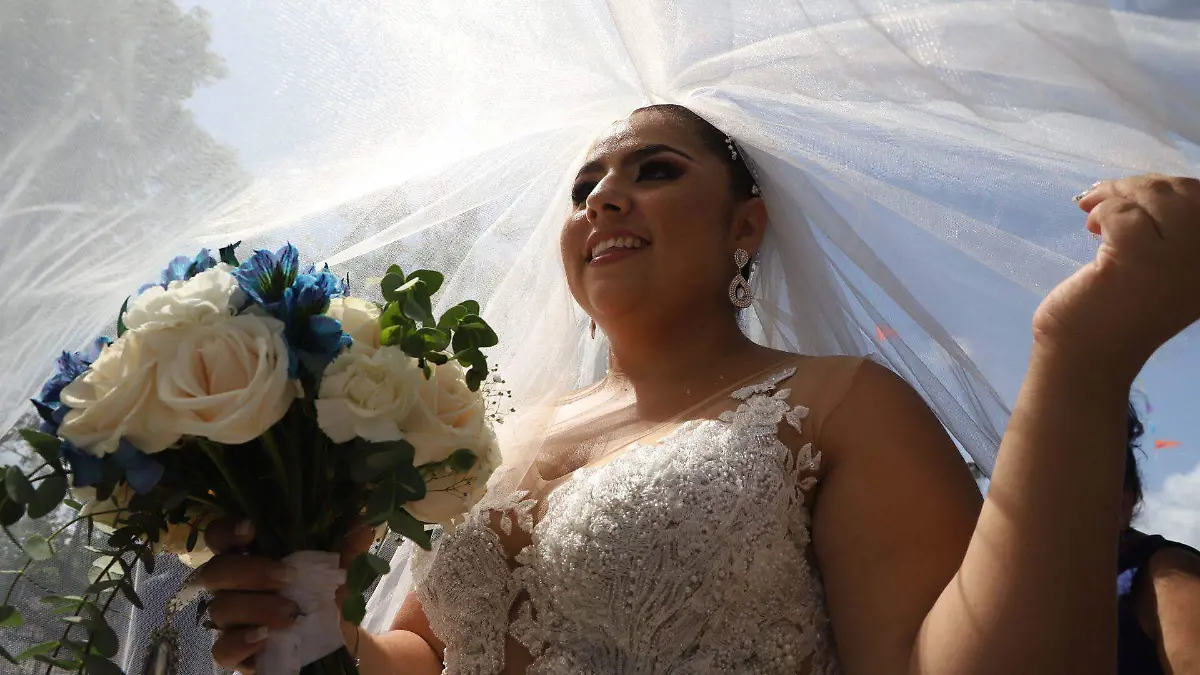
[[1034, 174, 1200, 381]]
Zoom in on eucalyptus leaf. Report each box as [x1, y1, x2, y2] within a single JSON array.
[[0, 499, 23, 526], [380, 325, 403, 347], [380, 301, 404, 329], [365, 442, 415, 471], [5, 469, 35, 505], [83, 654, 124, 675], [29, 474, 67, 518], [0, 644, 14, 665], [436, 305, 468, 332], [385, 264, 404, 279], [345, 552, 390, 593], [25, 534, 52, 561], [90, 618, 119, 658], [389, 509, 433, 550], [403, 289, 432, 324], [392, 464, 427, 502], [34, 655, 82, 669], [116, 296, 130, 338], [459, 300, 480, 316], [63, 499, 83, 511], [406, 270, 444, 295], [19, 429, 63, 467], [380, 273, 406, 301], [341, 593, 367, 625], [16, 640, 59, 662], [118, 579, 144, 610], [0, 605, 24, 628]]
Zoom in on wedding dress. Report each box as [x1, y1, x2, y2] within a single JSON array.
[[413, 360, 863, 674]]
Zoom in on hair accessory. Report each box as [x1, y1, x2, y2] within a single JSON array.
[[724, 136, 738, 161]]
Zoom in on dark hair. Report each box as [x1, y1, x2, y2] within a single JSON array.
[[1125, 401, 1146, 509], [633, 104, 760, 202]]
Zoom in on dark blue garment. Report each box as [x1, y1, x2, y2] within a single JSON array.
[[1117, 533, 1200, 675]]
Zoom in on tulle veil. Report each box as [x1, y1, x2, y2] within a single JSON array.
[[0, 0, 1196, 671]]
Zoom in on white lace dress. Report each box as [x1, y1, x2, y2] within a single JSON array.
[[413, 368, 840, 674]]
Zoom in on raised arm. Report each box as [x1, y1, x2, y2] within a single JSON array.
[[815, 175, 1200, 675]]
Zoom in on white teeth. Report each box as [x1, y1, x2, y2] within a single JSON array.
[[590, 237, 646, 260]]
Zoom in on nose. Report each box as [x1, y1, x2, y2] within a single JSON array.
[[585, 175, 630, 223]]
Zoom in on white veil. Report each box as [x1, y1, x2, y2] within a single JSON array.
[[1, 0, 1197, 670]]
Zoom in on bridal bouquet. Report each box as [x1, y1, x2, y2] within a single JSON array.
[[0, 243, 501, 675]]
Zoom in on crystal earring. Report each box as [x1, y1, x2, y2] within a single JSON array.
[[729, 248, 753, 309]]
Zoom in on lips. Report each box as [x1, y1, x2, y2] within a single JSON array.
[[585, 230, 651, 263]]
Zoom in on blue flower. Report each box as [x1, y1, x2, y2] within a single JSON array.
[[278, 271, 351, 377], [111, 440, 165, 494], [32, 336, 111, 433], [60, 441, 104, 488], [234, 243, 303, 311], [138, 248, 218, 294]]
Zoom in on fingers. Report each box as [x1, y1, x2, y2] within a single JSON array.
[[339, 522, 376, 569], [212, 625, 271, 672], [207, 591, 299, 630], [204, 517, 256, 555], [1085, 197, 1164, 249], [198, 554, 294, 593]]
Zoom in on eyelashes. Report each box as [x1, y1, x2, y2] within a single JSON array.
[[570, 160, 685, 206]]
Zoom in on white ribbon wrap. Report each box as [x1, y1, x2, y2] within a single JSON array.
[[256, 551, 348, 675]]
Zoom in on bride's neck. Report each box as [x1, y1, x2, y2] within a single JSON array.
[[603, 310, 770, 414]]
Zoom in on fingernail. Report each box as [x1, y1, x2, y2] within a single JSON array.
[[269, 566, 295, 585], [234, 520, 255, 539], [246, 626, 270, 643], [1091, 180, 1103, 189], [1073, 190, 1090, 203]]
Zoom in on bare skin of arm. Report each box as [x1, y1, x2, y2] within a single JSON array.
[[1137, 547, 1200, 674]]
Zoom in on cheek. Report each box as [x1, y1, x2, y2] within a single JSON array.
[[559, 213, 588, 284]]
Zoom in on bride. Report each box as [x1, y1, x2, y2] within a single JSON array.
[[198, 103, 1200, 674]]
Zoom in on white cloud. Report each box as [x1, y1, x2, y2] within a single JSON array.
[[1137, 459, 1200, 549]]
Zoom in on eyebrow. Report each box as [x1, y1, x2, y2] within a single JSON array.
[[574, 144, 695, 181]]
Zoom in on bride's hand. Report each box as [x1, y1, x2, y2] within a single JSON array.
[[200, 519, 375, 673], [1033, 174, 1200, 380]]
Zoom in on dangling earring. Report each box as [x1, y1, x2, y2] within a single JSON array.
[[590, 319, 597, 340], [729, 248, 753, 309]]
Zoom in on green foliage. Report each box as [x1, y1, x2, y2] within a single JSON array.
[[116, 296, 130, 338], [341, 552, 391, 624]]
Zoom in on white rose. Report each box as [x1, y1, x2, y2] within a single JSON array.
[[158, 509, 218, 568], [404, 425, 501, 526], [71, 485, 135, 532], [124, 264, 244, 332], [149, 315, 297, 444], [402, 362, 489, 466], [59, 333, 180, 456], [326, 297, 381, 354], [315, 345, 425, 443]]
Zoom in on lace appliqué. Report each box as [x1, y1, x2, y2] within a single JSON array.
[[416, 367, 838, 675]]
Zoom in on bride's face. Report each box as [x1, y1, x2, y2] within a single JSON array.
[[561, 108, 765, 331]]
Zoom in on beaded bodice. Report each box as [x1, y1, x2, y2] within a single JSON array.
[[413, 367, 839, 674]]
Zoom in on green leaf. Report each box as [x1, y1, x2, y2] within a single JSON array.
[[345, 552, 390, 594], [116, 296, 131, 338], [459, 300, 480, 316], [406, 270, 444, 296], [5, 469, 35, 505], [19, 429, 63, 466], [392, 464, 427, 502], [380, 273, 407, 301], [0, 644, 15, 665], [447, 449, 477, 473], [385, 264, 404, 279], [458, 315, 499, 348], [365, 442, 415, 471], [389, 510, 433, 550], [83, 654, 123, 675], [0, 605, 24, 628], [426, 352, 449, 366], [25, 534, 52, 561], [0, 498, 24, 526], [29, 474, 67, 519], [402, 287, 433, 325], [16, 640, 59, 662], [341, 593, 367, 625], [380, 301, 404, 329], [118, 580, 143, 610], [89, 618, 119, 658], [34, 655, 82, 669], [436, 305, 469, 332], [219, 241, 242, 267], [63, 498, 83, 511]]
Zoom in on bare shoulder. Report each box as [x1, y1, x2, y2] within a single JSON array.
[[1147, 544, 1200, 579]]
